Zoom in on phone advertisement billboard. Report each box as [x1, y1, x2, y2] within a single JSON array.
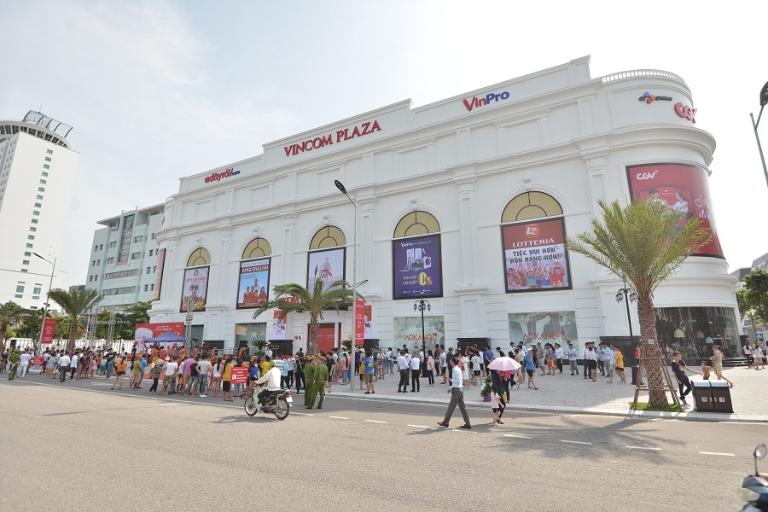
[[392, 234, 443, 299], [236, 258, 270, 309], [180, 266, 209, 312], [501, 217, 571, 293], [627, 163, 723, 258], [307, 247, 346, 292]]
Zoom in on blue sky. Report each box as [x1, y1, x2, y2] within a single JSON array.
[[1, 0, 766, 284]]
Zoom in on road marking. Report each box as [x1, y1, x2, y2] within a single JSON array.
[[329, 415, 349, 420], [451, 428, 478, 433], [365, 419, 386, 424], [291, 412, 313, 416], [561, 440, 592, 445], [407, 424, 434, 430], [699, 451, 735, 457], [626, 445, 662, 451], [503, 434, 532, 439]]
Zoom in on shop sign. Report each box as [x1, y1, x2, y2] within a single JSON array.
[[204, 167, 240, 183], [674, 102, 696, 123], [283, 120, 381, 157], [462, 91, 510, 112], [638, 91, 672, 104]]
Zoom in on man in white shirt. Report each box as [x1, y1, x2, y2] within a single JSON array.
[[396, 350, 409, 392], [19, 350, 31, 378], [554, 343, 564, 374], [69, 352, 79, 381], [58, 353, 71, 382], [163, 358, 178, 394], [585, 345, 598, 381], [437, 356, 471, 429], [255, 365, 282, 405], [409, 353, 421, 392], [386, 348, 394, 375]]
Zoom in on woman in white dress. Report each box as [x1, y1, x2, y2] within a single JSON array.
[[460, 351, 471, 389]]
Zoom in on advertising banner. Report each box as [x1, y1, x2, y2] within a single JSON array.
[[236, 257, 271, 309], [152, 248, 166, 301], [626, 163, 724, 258], [134, 322, 186, 344], [316, 324, 336, 353], [41, 318, 56, 343], [180, 266, 209, 312], [501, 217, 571, 293], [354, 299, 366, 345], [307, 247, 346, 292], [271, 311, 288, 339], [508, 311, 578, 345], [363, 303, 373, 339], [393, 316, 444, 353], [231, 367, 248, 385], [392, 234, 443, 299]]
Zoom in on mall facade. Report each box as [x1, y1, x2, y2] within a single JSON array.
[[149, 57, 741, 360]]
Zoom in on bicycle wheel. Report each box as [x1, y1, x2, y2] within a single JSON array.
[[274, 397, 290, 420], [244, 396, 258, 416]]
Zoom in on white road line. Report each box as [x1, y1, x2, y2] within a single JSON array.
[[451, 428, 478, 433], [407, 424, 434, 429], [329, 415, 349, 420], [626, 445, 662, 451], [699, 451, 735, 457], [291, 412, 313, 416], [561, 440, 592, 445], [503, 434, 532, 439], [365, 419, 387, 424]]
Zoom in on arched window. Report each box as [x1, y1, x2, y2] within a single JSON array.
[[392, 210, 443, 300], [501, 191, 563, 224], [242, 237, 272, 259], [393, 210, 440, 239], [309, 225, 346, 250], [186, 247, 211, 267], [500, 191, 570, 293]]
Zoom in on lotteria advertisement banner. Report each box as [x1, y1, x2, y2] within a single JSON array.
[[501, 217, 571, 293], [41, 318, 56, 343], [236, 258, 271, 309], [307, 247, 346, 292], [627, 163, 724, 258], [152, 248, 165, 301], [180, 266, 209, 312], [392, 234, 443, 300]]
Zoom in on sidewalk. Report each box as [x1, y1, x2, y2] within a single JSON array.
[[328, 365, 768, 422]]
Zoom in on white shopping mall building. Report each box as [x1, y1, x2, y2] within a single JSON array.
[[149, 57, 741, 360]]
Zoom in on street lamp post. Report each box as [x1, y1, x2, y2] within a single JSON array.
[[615, 278, 637, 342], [334, 179, 357, 394], [33, 252, 56, 355], [184, 298, 193, 354], [413, 296, 431, 360], [749, 81, 768, 190]]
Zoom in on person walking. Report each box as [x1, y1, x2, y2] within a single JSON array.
[[671, 351, 700, 408], [69, 351, 79, 381], [111, 355, 126, 389], [711, 345, 734, 388], [57, 352, 70, 383], [163, 357, 178, 394], [197, 354, 211, 397], [222, 356, 234, 401], [610, 345, 626, 383], [307, 354, 328, 409], [149, 357, 163, 393], [397, 350, 409, 392], [363, 351, 375, 394], [567, 341, 578, 376], [437, 356, 471, 429], [439, 348, 448, 383], [425, 350, 435, 386], [586, 345, 598, 381], [18, 349, 31, 378], [304, 356, 317, 408], [523, 350, 537, 390], [294, 352, 306, 395], [410, 352, 421, 392], [554, 343, 564, 374], [753, 345, 765, 370]]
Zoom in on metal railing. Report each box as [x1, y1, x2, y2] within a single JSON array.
[[601, 69, 688, 88]]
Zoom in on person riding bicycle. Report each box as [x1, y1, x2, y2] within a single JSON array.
[[255, 364, 282, 406]]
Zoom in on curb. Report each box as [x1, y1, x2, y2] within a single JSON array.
[[329, 391, 768, 423]]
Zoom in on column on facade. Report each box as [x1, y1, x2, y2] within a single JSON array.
[[280, 214, 295, 284], [214, 226, 232, 307], [456, 176, 477, 286]]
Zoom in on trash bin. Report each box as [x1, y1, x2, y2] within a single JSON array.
[[709, 380, 734, 413], [691, 380, 713, 412]]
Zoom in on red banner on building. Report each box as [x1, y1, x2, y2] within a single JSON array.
[[355, 299, 367, 345], [41, 318, 56, 343]]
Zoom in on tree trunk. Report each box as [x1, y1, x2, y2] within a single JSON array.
[[308, 317, 319, 355], [0, 322, 6, 353], [66, 315, 77, 354], [637, 296, 668, 408]]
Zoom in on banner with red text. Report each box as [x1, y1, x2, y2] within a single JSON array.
[[501, 217, 571, 293]]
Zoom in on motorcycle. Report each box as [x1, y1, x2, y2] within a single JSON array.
[[244, 383, 292, 420], [739, 443, 768, 511]]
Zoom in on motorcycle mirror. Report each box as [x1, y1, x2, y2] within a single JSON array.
[[756, 444, 768, 460]]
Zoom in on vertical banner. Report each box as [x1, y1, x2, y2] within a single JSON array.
[[363, 303, 373, 339], [501, 217, 571, 293], [626, 163, 724, 257], [180, 266, 210, 312], [152, 248, 166, 301], [236, 257, 271, 309], [355, 298, 366, 345], [41, 318, 56, 343], [307, 247, 346, 292], [392, 234, 443, 299], [271, 311, 287, 339]]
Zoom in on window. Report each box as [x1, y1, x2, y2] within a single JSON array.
[[94, 275, 98, 281], [146, 267, 151, 274], [131, 252, 141, 260], [31, 219, 38, 224], [88, 276, 93, 282], [308, 226, 346, 250], [33, 286, 41, 295], [104, 269, 139, 279], [26, 243, 33, 249], [32, 211, 39, 216], [186, 247, 211, 267], [24, 251, 31, 257], [29, 227, 36, 232], [242, 237, 273, 259], [34, 202, 41, 207], [148, 249, 153, 257], [501, 191, 563, 223], [36, 195, 43, 200], [22, 259, 29, 265], [15, 284, 24, 293], [94, 245, 99, 251], [102, 286, 137, 296], [20, 269, 27, 273], [40, 179, 47, 185], [92, 260, 96, 266], [41, 172, 48, 177], [27, 235, 34, 240], [107, 257, 114, 264], [46, 149, 52, 154], [97, 259, 101, 265], [109, 241, 117, 248], [151, 233, 156, 240], [393, 211, 441, 238], [144, 284, 149, 292], [44, 156, 51, 162], [134, 235, 144, 243], [151, 283, 155, 291], [37, 187, 45, 192], [43, 164, 49, 169], [152, 266, 156, 273], [14, 294, 23, 298]]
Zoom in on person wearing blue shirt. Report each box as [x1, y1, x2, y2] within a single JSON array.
[[524, 352, 538, 390], [364, 352, 376, 394], [437, 356, 471, 429]]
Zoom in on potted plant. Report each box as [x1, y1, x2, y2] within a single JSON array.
[[480, 375, 492, 401]]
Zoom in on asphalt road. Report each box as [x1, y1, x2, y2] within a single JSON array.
[[1, 375, 764, 512]]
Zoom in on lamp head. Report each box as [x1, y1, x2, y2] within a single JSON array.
[[760, 81, 768, 107], [334, 180, 347, 195], [615, 291, 623, 303]]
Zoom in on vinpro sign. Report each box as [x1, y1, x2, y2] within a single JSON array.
[[462, 91, 511, 112]]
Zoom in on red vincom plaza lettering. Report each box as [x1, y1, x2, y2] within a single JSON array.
[[462, 91, 510, 112], [204, 167, 240, 183], [283, 120, 382, 157]]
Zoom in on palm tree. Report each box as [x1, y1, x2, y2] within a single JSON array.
[[568, 200, 710, 408], [0, 301, 23, 352], [47, 287, 101, 353], [253, 278, 356, 354]]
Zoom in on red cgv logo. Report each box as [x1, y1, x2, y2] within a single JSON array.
[[674, 102, 696, 123]]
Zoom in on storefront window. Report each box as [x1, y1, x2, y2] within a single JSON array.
[[235, 322, 267, 356], [655, 307, 741, 360], [508, 311, 578, 346]]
